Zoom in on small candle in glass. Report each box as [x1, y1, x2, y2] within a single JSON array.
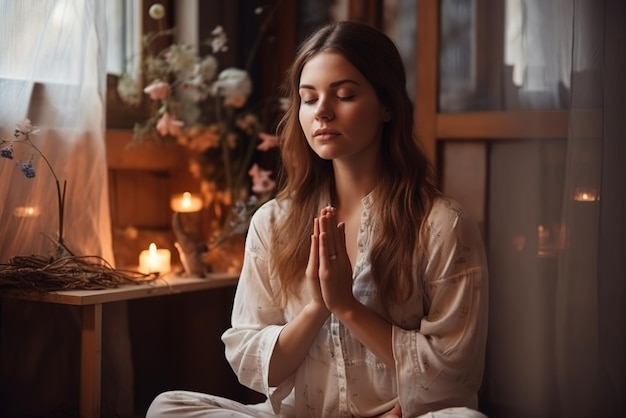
[[573, 187, 599, 202], [170, 192, 203, 213]]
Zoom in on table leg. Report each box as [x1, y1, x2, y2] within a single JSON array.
[[80, 303, 102, 418]]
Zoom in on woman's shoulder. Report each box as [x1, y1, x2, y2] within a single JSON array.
[[428, 195, 468, 224], [425, 195, 482, 242], [249, 197, 291, 228]]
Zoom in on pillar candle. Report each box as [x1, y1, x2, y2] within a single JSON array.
[[139, 243, 171, 274]]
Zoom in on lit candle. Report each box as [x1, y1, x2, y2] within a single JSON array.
[[170, 192, 203, 213], [13, 206, 41, 217], [573, 188, 599, 202], [138, 243, 171, 274]]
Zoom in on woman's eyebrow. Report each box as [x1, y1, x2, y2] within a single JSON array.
[[299, 79, 361, 90]]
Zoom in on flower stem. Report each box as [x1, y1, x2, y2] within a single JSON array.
[[18, 134, 66, 248], [56, 179, 66, 246]]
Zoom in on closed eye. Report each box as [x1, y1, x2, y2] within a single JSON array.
[[338, 95, 355, 102]]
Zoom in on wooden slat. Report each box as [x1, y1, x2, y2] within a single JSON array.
[[415, 0, 440, 165], [437, 111, 570, 140], [105, 129, 187, 170]]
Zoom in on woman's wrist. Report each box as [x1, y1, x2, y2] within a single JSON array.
[[330, 297, 361, 322], [305, 300, 331, 322]]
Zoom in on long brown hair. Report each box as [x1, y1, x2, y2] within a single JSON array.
[[272, 21, 439, 307]]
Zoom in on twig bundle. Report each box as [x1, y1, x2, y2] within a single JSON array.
[[0, 254, 157, 291]]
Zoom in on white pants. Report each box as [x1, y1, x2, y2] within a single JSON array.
[[146, 390, 488, 418]]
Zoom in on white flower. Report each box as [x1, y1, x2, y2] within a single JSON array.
[[15, 119, 40, 135], [165, 44, 197, 72], [210, 26, 229, 53], [148, 4, 166, 20], [117, 74, 141, 106], [212, 68, 252, 108], [197, 55, 219, 81]]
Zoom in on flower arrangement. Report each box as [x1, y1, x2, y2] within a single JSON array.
[[0, 119, 68, 254], [117, 3, 282, 254]]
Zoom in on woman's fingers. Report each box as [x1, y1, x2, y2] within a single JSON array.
[[319, 206, 338, 261], [306, 218, 319, 276]]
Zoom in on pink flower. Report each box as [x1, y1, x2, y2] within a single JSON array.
[[248, 164, 276, 194], [144, 81, 171, 100], [257, 132, 279, 151], [156, 112, 184, 137]]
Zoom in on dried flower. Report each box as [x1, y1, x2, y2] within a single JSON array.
[[2, 119, 68, 253], [148, 3, 165, 20], [18, 161, 36, 178], [1, 145, 14, 159]]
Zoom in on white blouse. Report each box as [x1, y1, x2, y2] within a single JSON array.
[[221, 195, 488, 418]]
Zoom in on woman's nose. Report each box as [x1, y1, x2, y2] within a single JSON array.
[[314, 99, 334, 120]]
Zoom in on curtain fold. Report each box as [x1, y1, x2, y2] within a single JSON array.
[[476, 0, 625, 416], [0, 1, 133, 416], [555, 0, 626, 416]]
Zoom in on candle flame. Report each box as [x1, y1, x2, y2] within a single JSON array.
[[149, 242, 157, 254], [573, 187, 599, 202], [182, 192, 192, 209]]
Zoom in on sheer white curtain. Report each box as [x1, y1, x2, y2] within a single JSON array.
[[0, 1, 133, 416], [483, 1, 626, 417], [555, 1, 625, 416], [0, 1, 113, 261]]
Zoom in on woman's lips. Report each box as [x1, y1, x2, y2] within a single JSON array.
[[314, 129, 340, 140]]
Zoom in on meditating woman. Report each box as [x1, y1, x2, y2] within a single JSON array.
[[147, 20, 488, 418]]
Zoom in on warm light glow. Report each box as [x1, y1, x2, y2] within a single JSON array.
[[573, 188, 599, 202], [138, 242, 171, 274], [13, 206, 41, 217], [537, 225, 549, 248], [170, 192, 203, 213]]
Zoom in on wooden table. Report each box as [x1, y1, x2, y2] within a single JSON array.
[[0, 273, 239, 418]]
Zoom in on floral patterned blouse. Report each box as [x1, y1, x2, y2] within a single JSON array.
[[221, 194, 489, 418]]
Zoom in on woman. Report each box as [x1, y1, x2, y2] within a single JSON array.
[[147, 20, 488, 418]]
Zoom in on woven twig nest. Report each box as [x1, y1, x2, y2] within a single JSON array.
[[0, 254, 156, 291]]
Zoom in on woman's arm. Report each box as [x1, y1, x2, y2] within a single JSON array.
[[316, 208, 396, 368], [268, 216, 331, 386]]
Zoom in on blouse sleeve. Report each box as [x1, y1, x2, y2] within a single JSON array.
[[392, 198, 489, 414], [220, 201, 296, 411]]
